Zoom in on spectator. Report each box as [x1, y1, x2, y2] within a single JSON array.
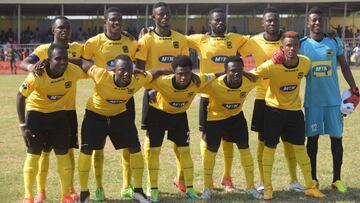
[[0, 49, 4, 61], [7, 45, 16, 74], [188, 26, 195, 35], [351, 43, 360, 66], [5, 28, 15, 42]]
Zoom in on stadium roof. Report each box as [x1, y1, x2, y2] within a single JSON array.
[[0, 1, 359, 16]]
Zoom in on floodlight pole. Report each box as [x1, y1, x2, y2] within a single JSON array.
[[226, 4, 229, 34], [342, 2, 347, 40], [185, 4, 189, 35], [304, 3, 308, 36], [145, 4, 149, 27], [61, 4, 64, 16], [17, 4, 21, 44]]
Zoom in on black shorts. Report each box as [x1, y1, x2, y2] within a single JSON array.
[[67, 110, 79, 148], [81, 109, 140, 150], [141, 89, 150, 130], [199, 97, 209, 132], [126, 97, 135, 123], [26, 110, 70, 153], [264, 106, 305, 147], [145, 106, 190, 147], [251, 99, 265, 133], [204, 111, 249, 151]]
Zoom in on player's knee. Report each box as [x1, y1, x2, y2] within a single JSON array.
[[207, 145, 219, 152], [128, 146, 141, 154], [236, 143, 249, 149], [80, 149, 93, 155], [27, 148, 42, 155]]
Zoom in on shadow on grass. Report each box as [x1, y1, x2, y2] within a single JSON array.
[[87, 188, 360, 202]]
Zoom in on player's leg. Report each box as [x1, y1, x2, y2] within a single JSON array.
[[34, 147, 51, 203], [221, 139, 234, 192], [324, 106, 346, 192], [78, 110, 107, 202], [286, 110, 324, 198], [231, 112, 261, 199]]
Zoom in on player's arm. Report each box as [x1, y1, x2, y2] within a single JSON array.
[[149, 68, 173, 81], [20, 56, 37, 71], [338, 55, 359, 108], [16, 92, 27, 128], [69, 57, 94, 73]]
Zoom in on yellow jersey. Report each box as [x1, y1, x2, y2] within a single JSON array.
[[239, 33, 282, 99], [146, 73, 215, 114], [135, 30, 189, 71], [19, 63, 87, 113], [86, 66, 152, 116], [253, 56, 310, 111], [29, 42, 84, 110], [82, 33, 137, 68], [201, 75, 257, 121], [186, 33, 248, 74]]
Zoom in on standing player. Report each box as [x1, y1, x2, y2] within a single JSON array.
[[239, 7, 303, 192], [253, 31, 324, 200], [17, 44, 87, 203], [81, 7, 137, 200], [20, 16, 83, 203], [186, 8, 249, 192], [135, 2, 189, 195], [200, 56, 261, 199], [300, 7, 358, 192], [143, 55, 217, 202]]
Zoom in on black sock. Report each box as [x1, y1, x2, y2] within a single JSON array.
[[331, 137, 343, 182], [80, 191, 90, 202], [306, 135, 319, 181]]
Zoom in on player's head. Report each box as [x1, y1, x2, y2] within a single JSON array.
[[208, 8, 226, 35], [152, 2, 171, 29], [52, 16, 71, 42], [113, 54, 133, 86], [224, 56, 244, 86], [307, 7, 323, 34], [104, 7, 123, 35], [47, 43, 68, 76], [262, 7, 280, 35], [280, 31, 300, 60], [171, 55, 193, 88]]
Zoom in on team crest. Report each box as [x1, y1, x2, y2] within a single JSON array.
[[21, 81, 31, 90], [297, 72, 304, 79], [71, 52, 76, 57], [325, 49, 333, 57], [226, 41, 232, 49], [128, 88, 135, 94], [173, 41, 179, 48], [122, 46, 129, 53], [240, 92, 246, 98], [65, 81, 72, 88]]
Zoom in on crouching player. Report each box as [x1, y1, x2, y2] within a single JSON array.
[[143, 55, 221, 202], [200, 56, 261, 200], [74, 55, 170, 203], [16, 44, 88, 203], [253, 31, 324, 200]]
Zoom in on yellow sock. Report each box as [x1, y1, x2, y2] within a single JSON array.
[[222, 140, 234, 178], [283, 141, 297, 183], [78, 152, 91, 192], [68, 149, 76, 191], [144, 137, 161, 188], [173, 144, 184, 181], [56, 153, 72, 197], [200, 139, 207, 161], [257, 140, 265, 183], [203, 149, 216, 189], [239, 148, 255, 189], [262, 146, 276, 188], [292, 144, 315, 188], [24, 153, 40, 198], [92, 149, 104, 189], [177, 146, 194, 187], [36, 151, 50, 193], [130, 152, 144, 189], [121, 148, 131, 189]]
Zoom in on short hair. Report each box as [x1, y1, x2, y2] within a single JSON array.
[[114, 54, 132, 65], [48, 43, 67, 59], [263, 7, 279, 15], [308, 7, 322, 17], [51, 16, 69, 29], [104, 7, 122, 20], [153, 2, 169, 12], [171, 55, 193, 70], [209, 8, 225, 19], [281, 31, 300, 42], [224, 56, 244, 71]]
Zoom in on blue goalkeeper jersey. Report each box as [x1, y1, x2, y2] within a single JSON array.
[[299, 36, 344, 107]]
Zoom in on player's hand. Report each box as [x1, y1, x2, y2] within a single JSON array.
[[243, 71, 258, 82], [271, 50, 285, 64], [121, 30, 136, 41], [138, 27, 152, 39], [344, 86, 359, 109], [20, 125, 32, 147], [191, 73, 201, 87], [32, 60, 47, 76], [148, 89, 157, 103]]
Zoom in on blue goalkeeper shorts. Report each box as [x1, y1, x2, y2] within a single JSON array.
[[305, 106, 343, 138]]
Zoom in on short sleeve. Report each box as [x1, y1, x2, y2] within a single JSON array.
[[198, 73, 216, 90], [29, 44, 49, 62], [180, 38, 189, 56], [129, 40, 138, 61], [186, 34, 202, 49], [334, 37, 344, 56], [87, 65, 107, 84], [19, 74, 38, 97], [82, 37, 97, 60], [135, 35, 149, 61], [253, 60, 270, 78], [233, 33, 249, 54], [238, 37, 253, 57]]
